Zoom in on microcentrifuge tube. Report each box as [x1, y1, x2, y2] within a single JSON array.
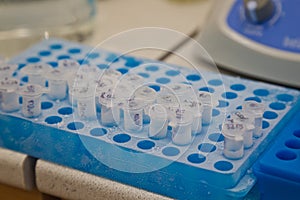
[[0, 78, 20, 112], [75, 86, 97, 120], [134, 86, 157, 120], [242, 101, 265, 138], [222, 120, 245, 159], [95, 77, 116, 109], [133, 86, 157, 104], [122, 99, 145, 133], [67, 72, 91, 106], [231, 111, 255, 148], [157, 93, 179, 109], [120, 73, 144, 88], [20, 63, 52, 86], [198, 91, 218, 124], [165, 83, 195, 101], [58, 59, 80, 72], [19, 84, 44, 118], [0, 64, 18, 80], [148, 104, 168, 139], [98, 88, 120, 127], [183, 100, 203, 135], [78, 64, 101, 82], [170, 108, 193, 146], [45, 69, 67, 100], [102, 69, 122, 80]]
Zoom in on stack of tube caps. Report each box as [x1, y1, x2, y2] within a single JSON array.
[[0, 39, 299, 200]]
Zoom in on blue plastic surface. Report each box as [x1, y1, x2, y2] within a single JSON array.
[[254, 104, 300, 200], [227, 0, 300, 53], [1, 38, 300, 199]]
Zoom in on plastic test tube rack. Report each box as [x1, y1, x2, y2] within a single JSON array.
[[0, 39, 299, 200]]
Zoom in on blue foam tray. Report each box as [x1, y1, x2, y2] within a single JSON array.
[[253, 103, 300, 200], [1, 38, 300, 199]]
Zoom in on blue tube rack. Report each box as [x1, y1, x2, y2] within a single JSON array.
[[253, 102, 300, 200], [1, 39, 299, 199]]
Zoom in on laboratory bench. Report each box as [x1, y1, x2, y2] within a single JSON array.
[[0, 0, 213, 199]]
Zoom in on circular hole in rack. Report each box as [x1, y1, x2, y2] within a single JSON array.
[[269, 102, 286, 110], [198, 143, 217, 153], [21, 76, 28, 83], [208, 79, 223, 86], [50, 44, 63, 50], [106, 54, 119, 63], [208, 133, 224, 142], [125, 59, 142, 68], [222, 92, 237, 100], [285, 139, 300, 149], [47, 61, 58, 68], [117, 68, 128, 74], [186, 74, 201, 81], [230, 84, 246, 91], [262, 121, 270, 129], [143, 115, 150, 124], [187, 153, 206, 164], [162, 147, 180, 157], [57, 55, 70, 60], [45, 116, 62, 125], [165, 70, 180, 76], [39, 51, 51, 57], [145, 65, 159, 72], [58, 107, 73, 115], [27, 57, 41, 63], [67, 122, 84, 130], [253, 89, 269, 97], [276, 94, 294, 102], [68, 48, 81, 54], [217, 100, 229, 108], [97, 64, 109, 69], [236, 105, 242, 110], [87, 52, 100, 59], [137, 140, 155, 150], [214, 161, 233, 171], [41, 102, 53, 110], [245, 97, 262, 103], [138, 72, 150, 78], [212, 109, 220, 117], [113, 134, 131, 143], [156, 77, 170, 84], [199, 87, 215, 93], [293, 130, 300, 138], [276, 150, 297, 161], [263, 111, 278, 120], [90, 128, 108, 137], [149, 85, 160, 92]]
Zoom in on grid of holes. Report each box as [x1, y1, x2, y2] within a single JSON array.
[[11, 41, 295, 173], [275, 129, 300, 161]]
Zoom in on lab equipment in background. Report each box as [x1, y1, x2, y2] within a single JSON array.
[[0, 0, 96, 57], [198, 0, 300, 88]]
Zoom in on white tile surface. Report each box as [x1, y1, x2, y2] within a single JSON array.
[[36, 160, 171, 200], [0, 148, 35, 190]]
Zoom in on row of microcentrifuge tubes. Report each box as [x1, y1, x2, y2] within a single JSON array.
[[0, 60, 265, 158]]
